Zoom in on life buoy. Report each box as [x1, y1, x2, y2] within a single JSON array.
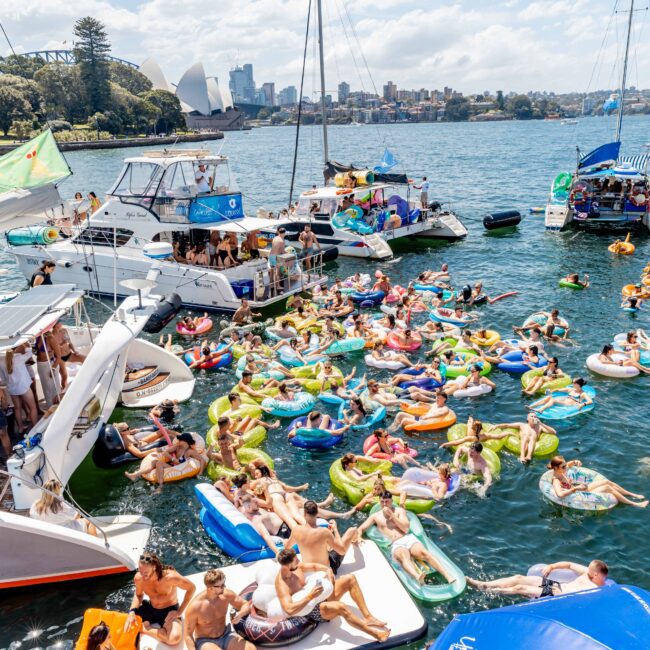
[[569, 189, 587, 204], [336, 188, 353, 195], [303, 189, 318, 195], [631, 189, 649, 206]]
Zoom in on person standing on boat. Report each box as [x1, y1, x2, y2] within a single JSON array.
[[195, 163, 213, 194], [413, 177, 429, 209], [299, 224, 321, 271], [269, 228, 287, 290], [30, 261, 56, 287]]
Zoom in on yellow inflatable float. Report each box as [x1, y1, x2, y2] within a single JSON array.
[[608, 232, 635, 255]]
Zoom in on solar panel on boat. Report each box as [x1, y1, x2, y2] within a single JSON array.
[[0, 285, 77, 340]]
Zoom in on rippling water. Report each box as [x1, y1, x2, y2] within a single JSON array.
[[2, 116, 650, 648]]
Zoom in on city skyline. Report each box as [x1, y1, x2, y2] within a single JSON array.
[[3, 1, 650, 96]]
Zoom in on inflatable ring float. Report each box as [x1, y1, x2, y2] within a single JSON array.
[[140, 432, 206, 484], [206, 423, 266, 449], [503, 431, 559, 457], [539, 466, 617, 511], [586, 353, 639, 378], [329, 456, 392, 504], [470, 330, 500, 347], [288, 416, 345, 449], [176, 317, 213, 336], [386, 330, 422, 351], [206, 447, 275, 481], [521, 368, 571, 395], [446, 423, 506, 453], [261, 391, 316, 417]]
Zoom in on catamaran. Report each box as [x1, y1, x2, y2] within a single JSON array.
[[545, 0, 650, 232], [284, 0, 467, 259], [1, 133, 331, 312]]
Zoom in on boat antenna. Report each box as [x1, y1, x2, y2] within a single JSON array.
[[288, 0, 313, 208], [615, 0, 635, 142], [316, 0, 329, 172]]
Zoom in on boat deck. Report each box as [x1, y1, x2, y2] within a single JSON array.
[[142, 541, 427, 650]]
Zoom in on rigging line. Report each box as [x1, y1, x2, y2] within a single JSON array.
[[584, 2, 617, 95], [325, 0, 344, 104], [288, 0, 313, 208], [0, 22, 16, 56]]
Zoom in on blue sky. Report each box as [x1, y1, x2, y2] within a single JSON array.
[[2, 1, 648, 95]]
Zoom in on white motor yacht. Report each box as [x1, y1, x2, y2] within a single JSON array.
[[286, 170, 467, 259], [0, 268, 192, 589], [5, 149, 330, 312]]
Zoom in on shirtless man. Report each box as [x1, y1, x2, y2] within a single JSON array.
[[355, 492, 456, 586], [299, 224, 321, 271], [125, 552, 196, 644], [284, 500, 357, 575], [207, 418, 244, 470], [387, 392, 450, 433], [185, 568, 254, 650], [239, 493, 289, 557], [467, 559, 609, 598], [274, 548, 390, 642], [232, 298, 261, 326], [269, 227, 287, 290], [493, 412, 557, 464], [453, 441, 492, 497], [236, 371, 268, 401]]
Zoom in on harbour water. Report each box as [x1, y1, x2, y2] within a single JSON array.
[[1, 116, 650, 647]]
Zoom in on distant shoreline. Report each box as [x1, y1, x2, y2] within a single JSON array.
[[0, 131, 224, 155]]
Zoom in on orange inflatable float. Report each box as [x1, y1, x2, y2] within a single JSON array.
[[75, 609, 142, 650], [608, 232, 635, 255]]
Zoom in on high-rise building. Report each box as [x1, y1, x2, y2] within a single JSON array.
[[278, 86, 298, 106], [338, 81, 350, 103], [383, 81, 397, 101], [443, 86, 452, 100], [229, 64, 256, 103], [261, 82, 276, 107]]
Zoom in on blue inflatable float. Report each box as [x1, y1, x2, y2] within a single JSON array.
[[433, 584, 650, 650]]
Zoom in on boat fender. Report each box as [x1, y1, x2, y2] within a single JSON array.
[[483, 210, 521, 231], [143, 293, 182, 333]]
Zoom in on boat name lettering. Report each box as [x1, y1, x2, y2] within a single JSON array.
[[194, 280, 214, 289], [26, 258, 39, 266]]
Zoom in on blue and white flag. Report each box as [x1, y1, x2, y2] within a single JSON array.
[[603, 97, 619, 114], [373, 148, 398, 173]]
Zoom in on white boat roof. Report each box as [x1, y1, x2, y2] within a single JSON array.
[[207, 216, 292, 233], [123, 151, 229, 167], [300, 183, 393, 201], [0, 284, 85, 350], [141, 539, 427, 650]]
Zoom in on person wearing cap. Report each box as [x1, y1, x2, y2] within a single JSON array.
[[195, 163, 213, 194]]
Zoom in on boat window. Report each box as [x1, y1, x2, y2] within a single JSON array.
[[74, 227, 134, 247], [297, 197, 337, 217], [110, 162, 163, 198]]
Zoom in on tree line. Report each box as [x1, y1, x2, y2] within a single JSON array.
[[0, 17, 185, 139]]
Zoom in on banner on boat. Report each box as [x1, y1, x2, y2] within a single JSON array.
[[189, 193, 244, 223]]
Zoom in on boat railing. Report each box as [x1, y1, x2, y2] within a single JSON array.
[[0, 467, 111, 548], [253, 248, 325, 301]]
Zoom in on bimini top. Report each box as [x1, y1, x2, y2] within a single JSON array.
[[0, 284, 84, 350], [206, 216, 292, 233], [123, 150, 229, 168], [433, 585, 650, 650]]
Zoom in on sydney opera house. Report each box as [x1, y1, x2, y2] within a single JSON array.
[[139, 59, 245, 131]]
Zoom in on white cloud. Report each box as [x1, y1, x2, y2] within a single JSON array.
[[1, 0, 646, 95]]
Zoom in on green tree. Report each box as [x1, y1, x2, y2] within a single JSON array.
[[444, 96, 471, 121], [34, 64, 84, 122], [0, 74, 42, 115], [141, 89, 185, 133], [0, 86, 33, 135], [12, 119, 35, 140], [109, 61, 152, 96], [134, 99, 161, 133], [88, 110, 122, 135], [507, 94, 533, 120], [0, 54, 45, 80], [496, 90, 505, 110], [74, 16, 112, 114], [257, 107, 271, 120]]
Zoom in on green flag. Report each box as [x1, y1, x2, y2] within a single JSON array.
[[0, 130, 71, 191]]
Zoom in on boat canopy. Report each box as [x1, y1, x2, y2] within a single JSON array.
[[324, 160, 408, 185], [580, 164, 645, 181], [578, 142, 621, 171], [206, 216, 291, 233], [618, 154, 649, 171], [0, 284, 84, 350], [434, 585, 650, 650]]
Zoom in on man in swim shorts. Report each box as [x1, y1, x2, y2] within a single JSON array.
[[284, 500, 357, 574], [452, 441, 493, 497], [125, 552, 196, 645], [185, 568, 254, 650], [467, 559, 609, 598], [269, 227, 287, 289], [299, 224, 321, 271], [232, 298, 261, 325], [274, 548, 390, 642], [355, 492, 457, 585]]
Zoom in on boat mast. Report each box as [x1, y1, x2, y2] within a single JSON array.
[[615, 0, 634, 142], [316, 0, 329, 169]]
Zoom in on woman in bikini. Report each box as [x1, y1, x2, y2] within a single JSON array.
[[548, 456, 647, 508], [439, 416, 510, 450], [529, 377, 593, 413], [522, 357, 564, 395]]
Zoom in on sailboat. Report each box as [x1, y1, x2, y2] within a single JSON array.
[[284, 0, 467, 259], [545, 0, 650, 232]]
